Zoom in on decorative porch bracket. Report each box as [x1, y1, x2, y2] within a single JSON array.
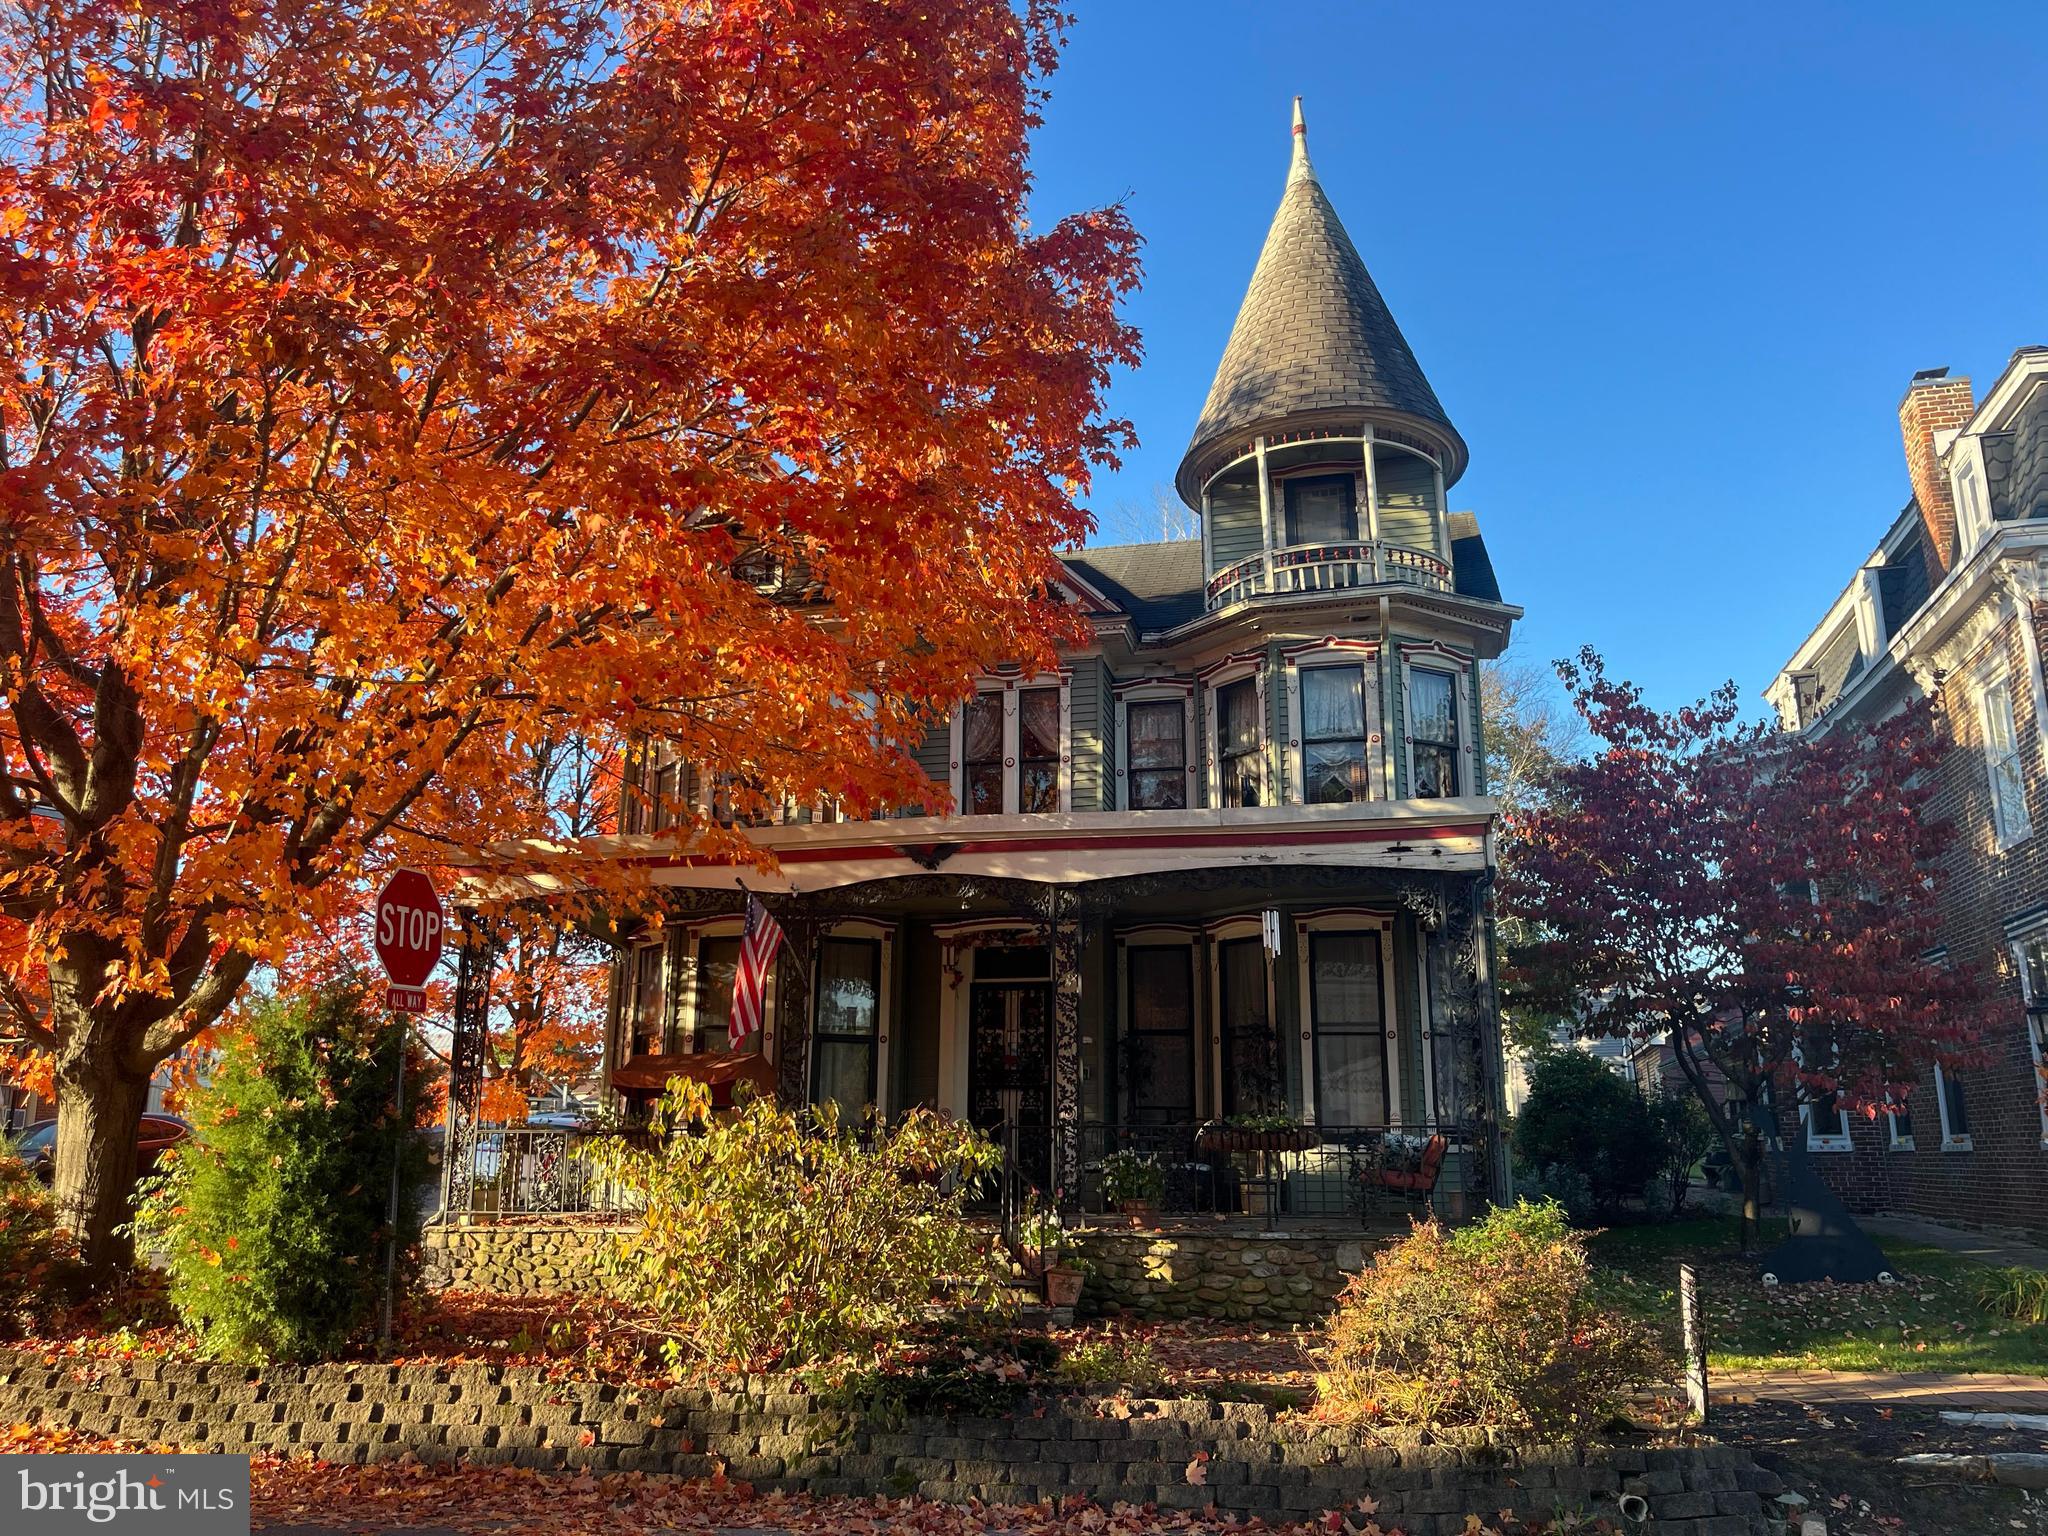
[[440, 911, 497, 1220]]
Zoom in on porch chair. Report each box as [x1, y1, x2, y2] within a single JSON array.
[[1358, 1133, 1447, 1222]]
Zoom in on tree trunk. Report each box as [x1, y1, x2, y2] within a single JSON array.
[[1737, 1119, 1763, 1254], [53, 1041, 154, 1282]]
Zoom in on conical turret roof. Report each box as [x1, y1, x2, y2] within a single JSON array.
[[1177, 101, 1466, 503]]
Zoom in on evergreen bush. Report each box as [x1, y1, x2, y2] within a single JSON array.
[[591, 1080, 1004, 1371], [1511, 1049, 1666, 1218], [1317, 1199, 1663, 1437], [132, 983, 429, 1362]]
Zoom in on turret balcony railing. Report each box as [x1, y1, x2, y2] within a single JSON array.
[[1204, 540, 1454, 611]]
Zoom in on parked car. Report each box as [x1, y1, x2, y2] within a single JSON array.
[[9, 1113, 192, 1185]]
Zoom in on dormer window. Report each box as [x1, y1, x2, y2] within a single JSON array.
[[1955, 456, 1990, 550], [1283, 473, 1358, 546]]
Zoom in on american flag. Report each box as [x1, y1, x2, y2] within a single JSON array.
[[729, 894, 785, 1049]]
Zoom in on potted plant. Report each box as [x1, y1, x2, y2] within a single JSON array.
[[1044, 1251, 1090, 1309], [1019, 1205, 1087, 1306], [1099, 1149, 1166, 1223]]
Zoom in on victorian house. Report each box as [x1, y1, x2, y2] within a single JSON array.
[[453, 106, 1521, 1222], [1764, 347, 2048, 1240]]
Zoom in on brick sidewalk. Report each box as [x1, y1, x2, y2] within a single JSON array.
[[1714, 1367, 2048, 1411]]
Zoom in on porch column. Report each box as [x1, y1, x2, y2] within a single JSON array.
[[439, 913, 496, 1222], [1049, 902, 1084, 1203], [772, 910, 825, 1107]]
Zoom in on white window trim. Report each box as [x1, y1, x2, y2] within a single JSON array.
[[1116, 925, 1204, 1121], [1934, 1064, 1973, 1152], [1975, 663, 2032, 850], [2010, 936, 2048, 1148], [1281, 641, 1382, 806], [1885, 1099, 1916, 1152], [1790, 1040, 1853, 1152], [1398, 646, 1475, 801], [1292, 910, 1401, 1128], [1206, 915, 1279, 1120], [811, 919, 894, 1119], [1201, 655, 1269, 809], [676, 916, 781, 1062], [1952, 440, 1993, 553], [948, 673, 1072, 816], [1113, 680, 1198, 812]]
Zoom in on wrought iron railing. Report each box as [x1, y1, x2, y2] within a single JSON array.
[[1065, 1120, 1477, 1225], [1204, 540, 1455, 610], [447, 1124, 637, 1220]]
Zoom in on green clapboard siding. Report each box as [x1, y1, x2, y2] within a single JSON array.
[[1208, 476, 1264, 572], [1069, 660, 1107, 811], [905, 712, 952, 816], [1374, 450, 1439, 556]]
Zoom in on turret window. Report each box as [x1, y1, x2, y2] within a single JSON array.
[[1283, 473, 1358, 546], [1300, 665, 1370, 804], [1216, 678, 1264, 807]]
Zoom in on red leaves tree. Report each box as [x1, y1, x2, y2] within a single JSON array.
[[0, 0, 1139, 1277], [1501, 650, 2002, 1248]]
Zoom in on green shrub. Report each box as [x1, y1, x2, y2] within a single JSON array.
[[1056, 1330, 1165, 1392], [1317, 1199, 1663, 1437], [590, 1080, 1004, 1372], [1511, 1050, 1666, 1218], [1649, 1091, 1715, 1216], [0, 1149, 69, 1331], [1977, 1266, 2048, 1325], [132, 984, 429, 1362]]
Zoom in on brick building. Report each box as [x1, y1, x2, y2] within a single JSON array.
[[1766, 346, 2048, 1239]]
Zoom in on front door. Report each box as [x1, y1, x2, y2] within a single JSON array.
[[968, 978, 1052, 1190]]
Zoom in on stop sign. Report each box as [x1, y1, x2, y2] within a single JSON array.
[[373, 868, 443, 1012]]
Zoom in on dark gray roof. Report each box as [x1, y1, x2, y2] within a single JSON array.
[[1062, 541, 1205, 633], [1177, 119, 1465, 502], [1446, 512, 1501, 604]]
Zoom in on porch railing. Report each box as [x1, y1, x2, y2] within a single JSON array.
[[1204, 540, 1455, 610], [1063, 1120, 1479, 1226], [446, 1124, 636, 1220]]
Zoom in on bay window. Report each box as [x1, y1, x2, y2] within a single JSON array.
[[1216, 677, 1263, 807], [1409, 669, 1460, 798], [1301, 665, 1370, 804], [962, 693, 1004, 816], [1019, 686, 1061, 813], [1127, 699, 1188, 810]]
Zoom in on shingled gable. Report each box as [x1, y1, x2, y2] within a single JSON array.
[[1176, 99, 1466, 505]]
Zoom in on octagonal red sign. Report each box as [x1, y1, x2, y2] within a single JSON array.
[[373, 868, 443, 1012]]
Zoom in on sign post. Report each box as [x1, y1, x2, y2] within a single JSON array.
[[1679, 1261, 1708, 1422], [372, 869, 443, 1353]]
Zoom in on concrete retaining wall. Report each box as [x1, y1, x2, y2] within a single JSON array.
[[0, 1355, 1777, 1535]]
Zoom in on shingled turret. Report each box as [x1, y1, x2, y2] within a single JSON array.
[[1176, 100, 1466, 506]]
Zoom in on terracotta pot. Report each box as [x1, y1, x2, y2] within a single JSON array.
[[1044, 1267, 1085, 1307], [1117, 1199, 1158, 1224]]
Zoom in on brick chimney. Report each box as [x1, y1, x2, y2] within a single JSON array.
[[1899, 367, 1975, 574]]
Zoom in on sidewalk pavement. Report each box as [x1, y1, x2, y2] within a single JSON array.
[[1714, 1368, 2048, 1412], [1857, 1213, 2048, 1272]]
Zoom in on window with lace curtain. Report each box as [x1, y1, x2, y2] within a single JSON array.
[[1215, 678, 1263, 807], [1126, 699, 1187, 810], [1409, 669, 1459, 798], [1018, 687, 1061, 813], [962, 692, 1004, 816], [1301, 664, 1369, 804]]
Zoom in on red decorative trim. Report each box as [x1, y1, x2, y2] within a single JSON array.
[[1281, 635, 1379, 666]]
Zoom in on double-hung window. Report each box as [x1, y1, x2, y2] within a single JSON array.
[[1125, 945, 1196, 1124], [1127, 700, 1188, 810], [1216, 678, 1263, 807], [1018, 687, 1061, 813], [1282, 473, 1358, 546], [1217, 936, 1277, 1117], [1409, 670, 1460, 798], [1935, 1064, 1972, 1151], [692, 936, 741, 1054], [962, 693, 1005, 816], [1301, 665, 1370, 804], [627, 940, 667, 1060], [811, 937, 881, 1118], [1980, 675, 2031, 847], [1307, 930, 1387, 1125]]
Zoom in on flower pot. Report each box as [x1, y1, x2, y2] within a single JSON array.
[[1117, 1198, 1158, 1225], [1044, 1266, 1085, 1308]]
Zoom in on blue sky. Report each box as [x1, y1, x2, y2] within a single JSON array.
[[1024, 1, 2048, 713]]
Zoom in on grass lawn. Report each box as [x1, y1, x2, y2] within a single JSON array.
[[1588, 1213, 2048, 1376]]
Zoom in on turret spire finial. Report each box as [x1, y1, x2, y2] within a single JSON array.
[[1289, 96, 1314, 186]]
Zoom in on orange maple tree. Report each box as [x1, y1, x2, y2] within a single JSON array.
[[0, 0, 1140, 1276]]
